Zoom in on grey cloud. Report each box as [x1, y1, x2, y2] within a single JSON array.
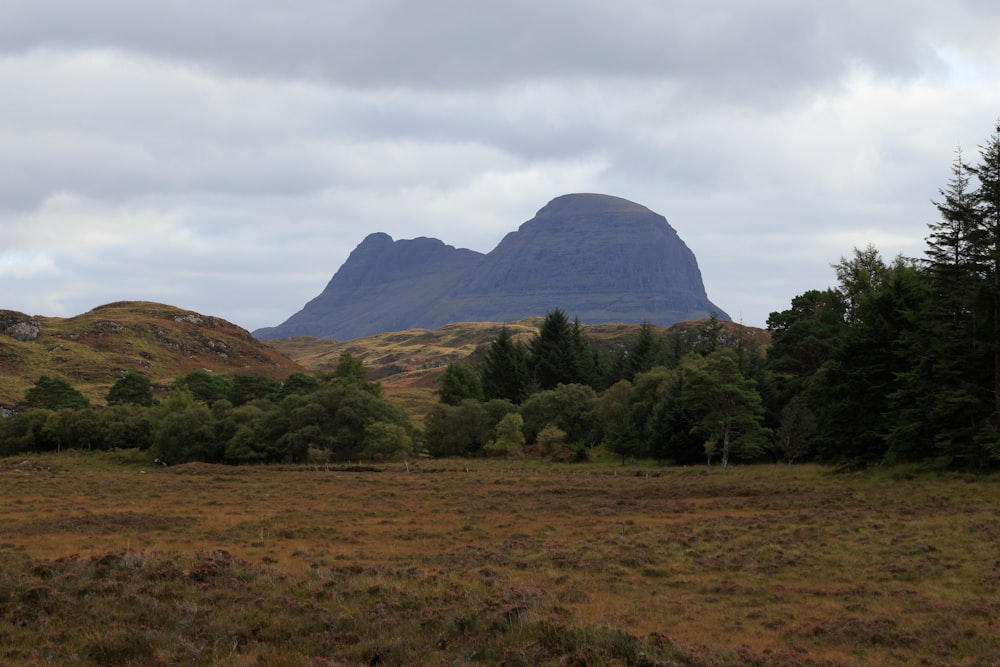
[[2, 1, 1000, 332], [2, 1, 951, 97]]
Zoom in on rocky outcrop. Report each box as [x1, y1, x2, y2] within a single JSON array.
[[1, 311, 41, 341], [255, 194, 729, 340]]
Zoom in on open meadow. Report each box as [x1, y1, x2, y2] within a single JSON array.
[[1, 454, 998, 666]]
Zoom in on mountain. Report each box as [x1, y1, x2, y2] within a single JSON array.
[[254, 193, 729, 341], [0, 302, 304, 410]]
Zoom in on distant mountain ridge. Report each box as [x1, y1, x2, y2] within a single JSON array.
[[254, 193, 729, 341]]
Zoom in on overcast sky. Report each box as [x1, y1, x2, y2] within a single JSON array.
[[3, 1, 999, 333]]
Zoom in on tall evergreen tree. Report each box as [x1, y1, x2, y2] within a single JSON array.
[[969, 123, 1000, 419], [530, 309, 584, 390], [624, 321, 666, 381], [886, 150, 985, 464], [479, 325, 532, 403]]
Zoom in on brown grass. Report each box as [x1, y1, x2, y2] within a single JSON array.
[[1, 454, 996, 665]]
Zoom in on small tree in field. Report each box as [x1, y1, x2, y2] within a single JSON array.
[[362, 421, 413, 461], [485, 413, 525, 461], [536, 424, 566, 457]]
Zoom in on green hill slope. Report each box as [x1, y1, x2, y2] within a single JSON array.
[[0, 301, 304, 410]]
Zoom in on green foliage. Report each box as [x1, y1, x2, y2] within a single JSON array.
[[485, 412, 525, 460], [438, 362, 484, 405], [20, 375, 90, 411], [423, 399, 495, 458], [280, 371, 320, 397], [530, 309, 589, 390], [479, 325, 533, 403], [228, 374, 282, 406], [596, 380, 642, 463], [757, 120, 1000, 469], [682, 351, 769, 469], [150, 391, 220, 464], [106, 372, 155, 407], [0, 410, 51, 456], [98, 405, 153, 450], [622, 321, 666, 380], [175, 370, 232, 405], [777, 396, 816, 467], [521, 383, 598, 447], [362, 421, 413, 461], [635, 366, 701, 464], [536, 424, 567, 457]]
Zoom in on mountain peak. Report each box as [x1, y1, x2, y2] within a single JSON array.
[[255, 194, 728, 340], [534, 193, 652, 218]]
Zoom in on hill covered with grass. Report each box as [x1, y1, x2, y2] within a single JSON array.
[[0, 301, 304, 410]]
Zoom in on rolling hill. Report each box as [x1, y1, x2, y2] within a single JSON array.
[[0, 302, 304, 410]]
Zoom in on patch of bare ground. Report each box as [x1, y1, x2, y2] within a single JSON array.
[[1, 456, 998, 665]]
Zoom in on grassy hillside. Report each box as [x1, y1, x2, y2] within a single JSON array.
[[0, 302, 305, 410], [268, 318, 769, 423]]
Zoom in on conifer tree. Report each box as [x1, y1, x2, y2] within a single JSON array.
[[479, 325, 531, 403], [970, 123, 1000, 417], [530, 309, 583, 390]]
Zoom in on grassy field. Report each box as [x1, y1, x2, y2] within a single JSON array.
[[1, 454, 998, 666]]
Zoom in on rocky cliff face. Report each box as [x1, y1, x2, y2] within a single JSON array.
[[254, 194, 729, 341]]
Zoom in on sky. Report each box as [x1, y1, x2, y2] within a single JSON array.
[[2, 1, 1000, 333]]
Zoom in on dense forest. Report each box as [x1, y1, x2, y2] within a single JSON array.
[[3, 122, 1000, 470]]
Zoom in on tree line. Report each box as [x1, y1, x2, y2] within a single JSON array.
[[0, 353, 413, 464], [766, 122, 1000, 469], [427, 309, 770, 467]]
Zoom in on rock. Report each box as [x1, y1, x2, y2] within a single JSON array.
[[1, 311, 41, 341], [255, 193, 728, 340]]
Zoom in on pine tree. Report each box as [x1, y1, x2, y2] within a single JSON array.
[[530, 309, 583, 390], [479, 326, 531, 403], [624, 321, 665, 380], [970, 123, 1000, 418], [886, 149, 985, 464]]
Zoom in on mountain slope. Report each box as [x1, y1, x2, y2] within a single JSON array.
[[0, 302, 304, 410], [255, 193, 728, 340]]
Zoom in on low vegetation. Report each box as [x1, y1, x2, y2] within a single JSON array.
[[1, 453, 997, 666], [0, 301, 303, 409]]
